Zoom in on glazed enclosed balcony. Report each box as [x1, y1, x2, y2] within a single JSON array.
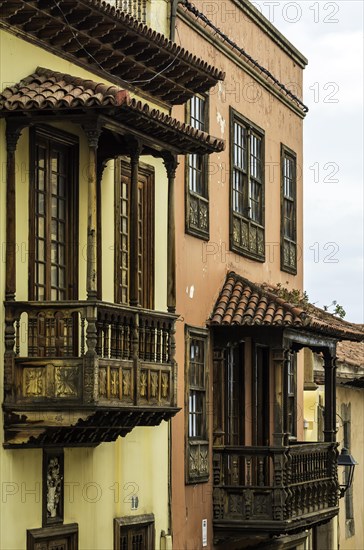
[[3, 300, 178, 448], [213, 442, 339, 540]]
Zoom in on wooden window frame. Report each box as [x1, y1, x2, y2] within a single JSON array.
[[185, 326, 209, 484], [230, 108, 265, 261], [281, 144, 297, 274], [114, 158, 155, 309], [185, 94, 210, 240], [27, 523, 78, 550], [286, 352, 297, 440], [114, 514, 155, 550], [29, 125, 79, 302]]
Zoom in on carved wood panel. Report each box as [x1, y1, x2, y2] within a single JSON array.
[[18, 361, 82, 400]]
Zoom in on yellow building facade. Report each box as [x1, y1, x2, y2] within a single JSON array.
[[0, 2, 224, 548], [304, 342, 364, 550]]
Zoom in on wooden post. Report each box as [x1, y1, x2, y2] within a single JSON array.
[[5, 123, 22, 301], [129, 143, 142, 307], [96, 159, 108, 301], [163, 154, 178, 314], [272, 348, 289, 447], [83, 124, 101, 300], [323, 350, 337, 443]]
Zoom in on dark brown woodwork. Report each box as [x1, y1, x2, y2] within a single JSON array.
[[3, 299, 178, 447], [129, 144, 142, 307], [323, 351, 337, 443], [272, 348, 289, 446], [96, 163, 104, 300], [115, 159, 155, 309], [163, 154, 179, 313], [27, 523, 78, 550], [0, 0, 224, 106], [114, 514, 155, 550], [252, 345, 269, 447], [213, 442, 339, 537], [83, 124, 102, 300], [5, 122, 23, 301], [28, 125, 79, 302]]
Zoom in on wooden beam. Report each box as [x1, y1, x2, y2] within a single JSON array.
[[163, 154, 179, 313], [5, 122, 23, 301], [83, 123, 102, 300], [323, 350, 337, 443]]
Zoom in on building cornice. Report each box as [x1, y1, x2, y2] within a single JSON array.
[[233, 0, 308, 68], [177, 8, 306, 119]]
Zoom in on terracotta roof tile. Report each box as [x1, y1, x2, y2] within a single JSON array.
[[337, 340, 364, 368], [210, 272, 364, 342], [0, 68, 225, 155]]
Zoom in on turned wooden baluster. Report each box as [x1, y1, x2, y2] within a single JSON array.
[[139, 317, 145, 361], [4, 308, 17, 402], [96, 317, 103, 356], [155, 320, 161, 363], [111, 319, 117, 358], [64, 316, 73, 357], [162, 323, 169, 363], [80, 316, 86, 356], [15, 318, 20, 356], [144, 320, 151, 362], [103, 320, 109, 358], [258, 456, 265, 486]]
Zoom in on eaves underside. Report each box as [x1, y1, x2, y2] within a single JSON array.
[[0, 0, 224, 106]]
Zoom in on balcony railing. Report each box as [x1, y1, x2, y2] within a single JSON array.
[[213, 443, 339, 536], [110, 0, 147, 23], [3, 300, 177, 446]]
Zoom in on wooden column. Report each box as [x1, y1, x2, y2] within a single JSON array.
[[129, 143, 142, 307], [323, 350, 337, 443], [272, 348, 289, 446], [5, 123, 22, 301], [96, 158, 108, 301], [163, 154, 178, 314], [83, 125, 101, 300]]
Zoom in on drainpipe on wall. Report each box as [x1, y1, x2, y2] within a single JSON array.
[[160, 420, 173, 550], [170, 0, 180, 41]]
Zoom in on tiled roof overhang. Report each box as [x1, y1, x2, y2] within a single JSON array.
[[337, 340, 364, 369], [0, 68, 225, 155], [210, 272, 364, 342], [0, 0, 225, 105]]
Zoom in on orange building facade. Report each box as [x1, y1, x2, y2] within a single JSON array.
[[170, 1, 363, 548]]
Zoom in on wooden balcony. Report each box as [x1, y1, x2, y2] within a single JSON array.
[[3, 301, 178, 448], [213, 443, 339, 540], [112, 0, 147, 23]]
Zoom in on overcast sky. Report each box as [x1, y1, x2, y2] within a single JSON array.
[[252, 0, 363, 323]]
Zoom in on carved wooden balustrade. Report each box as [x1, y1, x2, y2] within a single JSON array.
[[112, 0, 147, 22], [213, 443, 339, 536], [3, 300, 178, 447]]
